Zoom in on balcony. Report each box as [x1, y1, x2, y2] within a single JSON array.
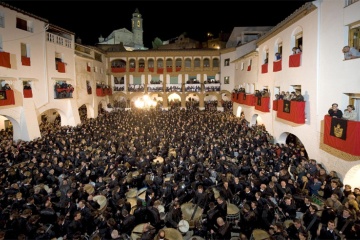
[[147, 84, 164, 92], [23, 89, 33, 98], [323, 115, 360, 156], [0, 51, 11, 68], [47, 32, 72, 49], [289, 53, 301, 68], [204, 83, 221, 92], [21, 56, 31, 66], [276, 100, 305, 124], [165, 84, 182, 92], [0, 90, 15, 106], [255, 97, 270, 112]]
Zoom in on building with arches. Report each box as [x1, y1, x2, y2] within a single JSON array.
[[1, 0, 360, 184]]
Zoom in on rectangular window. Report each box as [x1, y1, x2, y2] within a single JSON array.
[[349, 22, 360, 51], [21, 43, 27, 57], [224, 76, 229, 84], [278, 43, 283, 54], [133, 77, 141, 85], [170, 77, 178, 84], [16, 18, 27, 31], [224, 58, 230, 66], [241, 62, 244, 70], [296, 33, 303, 48]]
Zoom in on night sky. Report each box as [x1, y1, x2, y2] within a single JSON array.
[[4, 1, 313, 48]]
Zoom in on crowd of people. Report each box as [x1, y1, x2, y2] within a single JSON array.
[[0, 108, 359, 240]]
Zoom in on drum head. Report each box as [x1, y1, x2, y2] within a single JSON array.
[[156, 228, 183, 240], [178, 219, 189, 233], [131, 223, 146, 240], [93, 195, 107, 211], [158, 205, 165, 213], [181, 203, 203, 221], [126, 188, 138, 198], [137, 187, 147, 200], [252, 229, 270, 240], [227, 203, 240, 215], [284, 219, 294, 228]]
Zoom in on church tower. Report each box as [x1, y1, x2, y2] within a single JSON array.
[[132, 8, 144, 49]]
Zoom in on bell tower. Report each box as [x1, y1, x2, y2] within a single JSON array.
[[132, 8, 144, 48]]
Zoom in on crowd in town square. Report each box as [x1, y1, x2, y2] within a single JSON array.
[[0, 107, 359, 240]]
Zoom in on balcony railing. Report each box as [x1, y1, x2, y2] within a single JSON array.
[[47, 32, 72, 49], [345, 0, 359, 7]]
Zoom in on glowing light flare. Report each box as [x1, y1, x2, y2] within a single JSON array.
[[134, 95, 157, 109]]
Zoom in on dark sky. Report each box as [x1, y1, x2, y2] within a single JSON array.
[[4, 1, 313, 48]]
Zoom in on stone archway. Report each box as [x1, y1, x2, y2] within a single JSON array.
[[0, 114, 20, 140], [343, 165, 360, 191]]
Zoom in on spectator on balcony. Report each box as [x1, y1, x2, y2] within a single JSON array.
[[342, 46, 360, 60], [291, 90, 304, 102], [328, 103, 343, 118], [24, 83, 32, 90], [3, 83, 11, 90], [343, 105, 357, 121], [292, 47, 301, 55], [275, 52, 282, 61], [283, 91, 291, 100], [262, 89, 270, 97]]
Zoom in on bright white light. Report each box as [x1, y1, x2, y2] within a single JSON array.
[[134, 96, 157, 109]]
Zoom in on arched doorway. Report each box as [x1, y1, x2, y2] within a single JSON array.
[[168, 93, 181, 110], [278, 132, 309, 158], [0, 115, 14, 140], [186, 94, 199, 110], [204, 94, 218, 111], [40, 109, 61, 127]]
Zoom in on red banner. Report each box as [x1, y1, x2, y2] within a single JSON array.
[[21, 56, 31, 66], [111, 67, 126, 73], [255, 97, 270, 112], [0, 90, 15, 106], [273, 60, 282, 72], [0, 52, 11, 68], [276, 100, 305, 124], [57, 62, 66, 73], [261, 64, 268, 74], [23, 89, 33, 98], [289, 53, 301, 67], [323, 115, 360, 156], [273, 100, 278, 111]]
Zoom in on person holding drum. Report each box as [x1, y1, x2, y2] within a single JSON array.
[[164, 201, 182, 229], [192, 185, 207, 209], [210, 217, 232, 240], [216, 196, 228, 220]]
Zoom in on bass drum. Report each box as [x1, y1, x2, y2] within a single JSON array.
[[250, 229, 270, 240]]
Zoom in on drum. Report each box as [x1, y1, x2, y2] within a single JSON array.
[[284, 219, 294, 228], [127, 198, 137, 214], [156, 228, 183, 240], [93, 195, 107, 212], [157, 204, 165, 213], [191, 236, 205, 240], [181, 203, 203, 229], [226, 203, 240, 224], [137, 187, 147, 200], [130, 223, 146, 240], [178, 219, 189, 234], [126, 188, 138, 198], [212, 187, 220, 199], [250, 229, 270, 240]]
